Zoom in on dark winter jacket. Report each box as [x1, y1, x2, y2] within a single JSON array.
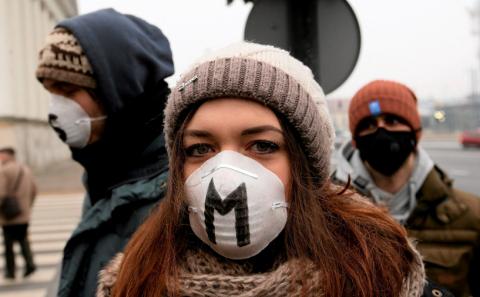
[[51, 9, 174, 297], [333, 142, 480, 297]]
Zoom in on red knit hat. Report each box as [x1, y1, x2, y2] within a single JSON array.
[[349, 80, 421, 140]]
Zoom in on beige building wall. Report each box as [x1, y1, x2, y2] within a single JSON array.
[[0, 0, 77, 169], [326, 98, 351, 131]]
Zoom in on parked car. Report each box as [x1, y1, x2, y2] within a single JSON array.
[[460, 128, 480, 148]]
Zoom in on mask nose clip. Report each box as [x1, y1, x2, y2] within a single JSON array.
[[201, 164, 258, 179]]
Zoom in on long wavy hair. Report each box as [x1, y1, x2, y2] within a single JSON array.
[[111, 105, 415, 297]]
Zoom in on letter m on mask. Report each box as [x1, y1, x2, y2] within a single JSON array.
[[205, 179, 250, 247]]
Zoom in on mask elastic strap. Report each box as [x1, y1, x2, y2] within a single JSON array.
[[75, 116, 108, 125], [188, 206, 199, 213], [272, 202, 289, 209]]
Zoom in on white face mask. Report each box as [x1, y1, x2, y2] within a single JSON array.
[[48, 94, 107, 148], [185, 150, 288, 260]]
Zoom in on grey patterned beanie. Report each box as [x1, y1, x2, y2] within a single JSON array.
[[164, 42, 334, 183]]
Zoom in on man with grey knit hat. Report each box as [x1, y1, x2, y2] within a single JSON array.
[[35, 9, 173, 297], [333, 80, 480, 297]]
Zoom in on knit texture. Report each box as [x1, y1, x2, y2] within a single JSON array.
[[164, 42, 334, 182], [97, 242, 425, 297], [349, 80, 421, 139], [36, 27, 96, 88]]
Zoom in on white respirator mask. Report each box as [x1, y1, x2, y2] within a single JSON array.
[[48, 94, 107, 149], [185, 150, 289, 260]]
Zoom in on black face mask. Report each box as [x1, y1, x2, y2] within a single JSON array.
[[355, 128, 416, 176]]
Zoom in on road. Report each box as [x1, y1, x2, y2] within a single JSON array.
[[421, 140, 480, 195], [0, 193, 83, 297]]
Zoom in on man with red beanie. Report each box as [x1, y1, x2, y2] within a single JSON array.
[[333, 80, 480, 297]]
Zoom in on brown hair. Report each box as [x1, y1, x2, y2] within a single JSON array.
[[111, 107, 415, 297]]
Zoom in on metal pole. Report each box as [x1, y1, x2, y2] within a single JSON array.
[[288, 0, 320, 81]]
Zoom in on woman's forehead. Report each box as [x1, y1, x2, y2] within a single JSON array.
[[185, 98, 282, 130]]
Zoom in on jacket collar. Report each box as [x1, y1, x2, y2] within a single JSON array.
[[76, 133, 168, 203], [71, 171, 167, 239], [412, 166, 467, 225]]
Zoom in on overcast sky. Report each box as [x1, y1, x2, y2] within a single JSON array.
[[78, 0, 479, 102]]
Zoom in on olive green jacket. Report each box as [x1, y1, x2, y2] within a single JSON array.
[[333, 142, 480, 296], [406, 166, 480, 297]]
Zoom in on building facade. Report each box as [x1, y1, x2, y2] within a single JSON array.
[[326, 98, 350, 131], [0, 0, 77, 169]]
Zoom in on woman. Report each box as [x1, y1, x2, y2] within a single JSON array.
[[97, 43, 425, 297]]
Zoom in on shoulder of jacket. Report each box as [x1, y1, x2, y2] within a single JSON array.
[[417, 166, 452, 201], [110, 171, 167, 204], [452, 187, 480, 205], [432, 165, 480, 219], [97, 253, 124, 297], [417, 166, 480, 228], [451, 188, 480, 228]]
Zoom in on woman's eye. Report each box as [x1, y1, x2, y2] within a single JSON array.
[[184, 144, 213, 157], [249, 140, 279, 154]]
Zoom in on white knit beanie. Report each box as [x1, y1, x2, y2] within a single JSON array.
[[164, 42, 335, 183]]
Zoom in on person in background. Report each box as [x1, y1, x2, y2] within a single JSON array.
[[35, 8, 173, 297], [0, 147, 37, 279], [333, 80, 480, 297], [95, 43, 435, 297]]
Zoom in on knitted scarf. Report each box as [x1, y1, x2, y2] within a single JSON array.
[[97, 246, 425, 297]]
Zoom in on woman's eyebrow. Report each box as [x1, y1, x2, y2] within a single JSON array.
[[241, 125, 283, 136], [183, 129, 213, 138]]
